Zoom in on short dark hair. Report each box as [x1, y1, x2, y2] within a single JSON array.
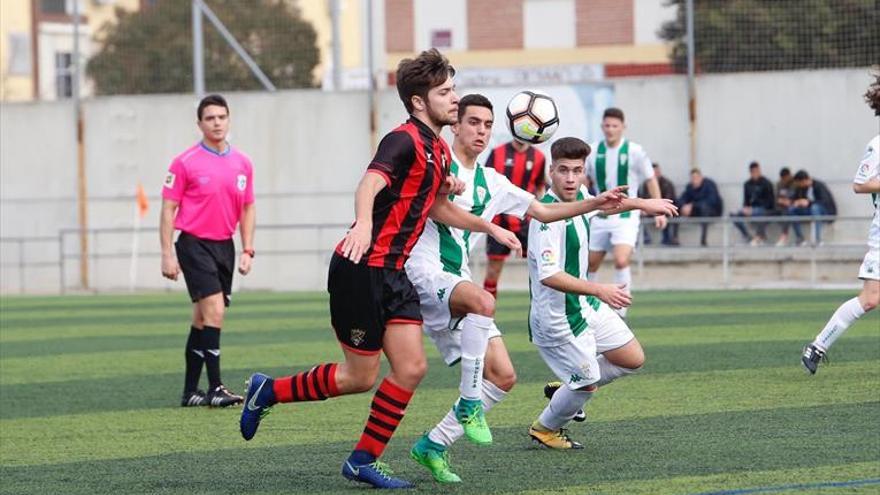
[[749, 161, 760, 170], [602, 107, 625, 122], [457, 94, 493, 121], [780, 167, 791, 177], [652, 162, 661, 169], [396, 48, 456, 114], [551, 137, 591, 162], [690, 168, 702, 175], [865, 70, 880, 116], [794, 170, 810, 181], [197, 94, 229, 121]]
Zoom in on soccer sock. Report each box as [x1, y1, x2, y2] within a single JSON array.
[[595, 355, 640, 387], [538, 385, 594, 431], [183, 326, 204, 393], [483, 278, 498, 298], [459, 314, 494, 400], [613, 267, 632, 318], [272, 363, 339, 403], [354, 378, 414, 459], [428, 379, 508, 447], [813, 297, 865, 352], [201, 326, 222, 390]]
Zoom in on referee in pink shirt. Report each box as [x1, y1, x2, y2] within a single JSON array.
[[160, 94, 255, 408]]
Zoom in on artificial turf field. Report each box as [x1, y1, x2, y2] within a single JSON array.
[[0, 290, 878, 495]]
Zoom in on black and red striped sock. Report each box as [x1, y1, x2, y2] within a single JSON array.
[[272, 363, 339, 403], [354, 378, 414, 458], [484, 279, 498, 298]]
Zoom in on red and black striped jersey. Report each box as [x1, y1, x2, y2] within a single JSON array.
[[337, 117, 450, 270], [485, 141, 546, 233]]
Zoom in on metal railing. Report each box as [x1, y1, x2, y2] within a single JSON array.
[[0, 215, 873, 294]]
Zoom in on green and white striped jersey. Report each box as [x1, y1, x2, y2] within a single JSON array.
[[854, 135, 879, 250], [527, 185, 603, 346], [407, 151, 534, 279]]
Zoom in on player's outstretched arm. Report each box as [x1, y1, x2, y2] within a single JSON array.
[[541, 271, 631, 310], [429, 195, 521, 252], [340, 172, 387, 264], [526, 186, 628, 223], [603, 197, 678, 218], [160, 198, 181, 281], [853, 178, 880, 194]]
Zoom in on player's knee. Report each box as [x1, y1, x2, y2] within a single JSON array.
[[860, 289, 880, 312], [613, 257, 629, 270], [473, 292, 496, 317], [495, 370, 517, 392], [348, 369, 380, 393], [395, 357, 427, 387]]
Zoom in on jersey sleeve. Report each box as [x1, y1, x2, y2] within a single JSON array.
[[585, 150, 596, 180], [367, 130, 415, 186], [635, 144, 654, 183], [161, 158, 186, 202], [854, 138, 879, 185], [493, 172, 535, 219], [529, 219, 564, 281]]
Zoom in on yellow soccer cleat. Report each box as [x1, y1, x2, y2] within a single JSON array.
[[528, 421, 583, 450]]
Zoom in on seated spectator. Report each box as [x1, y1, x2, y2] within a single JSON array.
[[774, 167, 796, 246], [639, 163, 678, 245], [674, 168, 723, 247], [787, 170, 837, 246], [732, 161, 776, 246]]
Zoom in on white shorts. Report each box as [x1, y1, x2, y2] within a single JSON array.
[[858, 248, 880, 281], [536, 304, 635, 390], [589, 216, 640, 252], [406, 263, 502, 365]]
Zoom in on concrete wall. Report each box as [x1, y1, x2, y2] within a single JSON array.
[[1, 68, 877, 293]]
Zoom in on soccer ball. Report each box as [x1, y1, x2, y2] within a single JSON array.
[[506, 90, 560, 144]]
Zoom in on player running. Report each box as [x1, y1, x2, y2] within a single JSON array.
[[585, 108, 667, 319], [407, 96, 628, 483], [526, 137, 677, 449], [237, 50, 521, 489], [801, 74, 880, 374]]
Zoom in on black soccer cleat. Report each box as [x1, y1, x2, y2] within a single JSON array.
[[181, 389, 208, 407], [543, 381, 587, 422], [206, 384, 244, 407], [801, 344, 828, 375]]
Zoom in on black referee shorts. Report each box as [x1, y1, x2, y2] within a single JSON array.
[[327, 252, 422, 354], [175, 232, 234, 306], [486, 223, 529, 259]]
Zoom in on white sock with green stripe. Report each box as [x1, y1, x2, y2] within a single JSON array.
[[428, 379, 508, 447], [459, 314, 493, 400], [813, 297, 865, 352], [538, 384, 594, 430]]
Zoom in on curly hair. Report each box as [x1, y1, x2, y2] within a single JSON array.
[[865, 69, 880, 116]]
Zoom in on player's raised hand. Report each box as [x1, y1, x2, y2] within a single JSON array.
[[161, 253, 180, 281], [439, 176, 466, 196], [489, 225, 522, 256], [341, 222, 372, 264], [594, 185, 628, 209], [597, 283, 632, 309], [640, 198, 678, 218]]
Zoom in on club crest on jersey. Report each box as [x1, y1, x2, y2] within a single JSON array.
[[505, 158, 513, 167], [476, 186, 488, 204], [350, 328, 366, 346], [164, 172, 176, 189], [620, 154, 628, 165], [237, 174, 247, 191], [526, 160, 533, 171]]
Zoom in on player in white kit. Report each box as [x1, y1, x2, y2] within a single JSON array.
[[585, 107, 667, 319], [406, 95, 627, 482], [526, 137, 677, 449], [801, 75, 880, 374]]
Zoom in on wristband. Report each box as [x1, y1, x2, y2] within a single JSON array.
[[243, 249, 255, 258]]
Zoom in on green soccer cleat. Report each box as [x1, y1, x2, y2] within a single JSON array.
[[410, 434, 462, 483], [454, 398, 492, 445]]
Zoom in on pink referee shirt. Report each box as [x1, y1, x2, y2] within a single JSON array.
[[161, 142, 255, 241]]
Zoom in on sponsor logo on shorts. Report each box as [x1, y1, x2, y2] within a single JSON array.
[[539, 223, 549, 232], [569, 373, 584, 384], [164, 172, 176, 188], [437, 287, 447, 301], [350, 328, 366, 346]]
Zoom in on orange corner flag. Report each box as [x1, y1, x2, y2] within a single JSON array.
[[136, 183, 149, 218]]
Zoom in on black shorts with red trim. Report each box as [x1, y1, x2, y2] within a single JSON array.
[[175, 232, 234, 306], [327, 252, 422, 354], [486, 223, 529, 260]]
